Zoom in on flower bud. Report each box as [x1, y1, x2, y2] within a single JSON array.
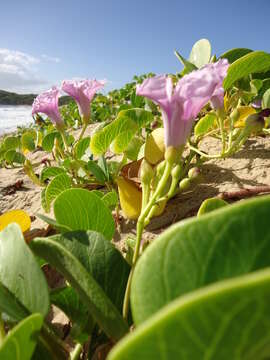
[[165, 146, 183, 165], [188, 167, 201, 180], [179, 178, 192, 191], [140, 159, 154, 185], [171, 164, 181, 179]]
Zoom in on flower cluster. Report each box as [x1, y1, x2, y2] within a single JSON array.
[[136, 59, 229, 148], [32, 79, 106, 127]]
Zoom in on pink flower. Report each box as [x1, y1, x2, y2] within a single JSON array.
[[32, 87, 63, 127], [136, 59, 229, 148], [62, 79, 106, 121]]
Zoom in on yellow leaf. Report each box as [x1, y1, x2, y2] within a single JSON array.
[[0, 210, 31, 233], [145, 128, 165, 165], [117, 177, 142, 220], [234, 106, 256, 128]]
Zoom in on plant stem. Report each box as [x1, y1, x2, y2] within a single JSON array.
[[70, 343, 83, 360], [188, 145, 221, 159], [217, 109, 226, 155], [141, 182, 151, 210], [122, 161, 173, 319], [0, 313, 5, 345], [78, 122, 88, 142]]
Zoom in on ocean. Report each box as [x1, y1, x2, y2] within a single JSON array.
[[0, 105, 34, 136]]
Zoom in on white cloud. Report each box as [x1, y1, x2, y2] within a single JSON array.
[[0, 48, 60, 93], [41, 54, 61, 63]]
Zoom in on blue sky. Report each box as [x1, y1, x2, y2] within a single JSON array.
[[0, 0, 269, 93]]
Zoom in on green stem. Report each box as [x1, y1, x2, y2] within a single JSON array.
[[0, 313, 5, 345], [70, 343, 83, 360], [141, 182, 151, 210], [78, 122, 88, 142], [122, 161, 173, 319], [58, 128, 70, 153], [217, 109, 227, 155], [188, 145, 221, 159]]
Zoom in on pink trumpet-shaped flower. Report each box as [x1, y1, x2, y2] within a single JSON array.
[[62, 79, 106, 121], [136, 59, 229, 148], [32, 87, 63, 127]]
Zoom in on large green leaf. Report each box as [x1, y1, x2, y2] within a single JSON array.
[[21, 131, 36, 152], [4, 150, 25, 165], [0, 283, 28, 323], [48, 230, 130, 311], [0, 313, 43, 360], [131, 195, 270, 324], [45, 173, 72, 209], [53, 189, 115, 239], [41, 131, 61, 152], [0, 224, 49, 318], [3, 136, 20, 151], [108, 269, 270, 360], [219, 48, 253, 63], [90, 108, 153, 155], [30, 234, 129, 341], [194, 113, 216, 137], [40, 166, 65, 183], [74, 136, 90, 159], [189, 38, 211, 68], [224, 51, 270, 90]]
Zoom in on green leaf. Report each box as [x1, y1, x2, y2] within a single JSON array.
[[131, 195, 270, 324], [3, 136, 20, 151], [4, 150, 25, 165], [90, 109, 153, 155], [219, 48, 253, 63], [197, 198, 228, 216], [42, 131, 61, 152], [45, 173, 72, 210], [108, 269, 270, 360], [40, 166, 65, 183], [30, 234, 129, 341], [48, 230, 130, 311], [194, 113, 216, 137], [174, 50, 197, 74], [0, 224, 49, 318], [0, 313, 43, 360], [224, 51, 270, 90], [0, 282, 29, 323], [37, 214, 71, 233], [189, 39, 211, 68], [86, 161, 107, 184], [262, 88, 270, 109], [124, 136, 144, 161], [74, 137, 90, 159], [21, 131, 36, 152], [53, 188, 115, 239], [50, 286, 94, 342], [102, 190, 118, 209]]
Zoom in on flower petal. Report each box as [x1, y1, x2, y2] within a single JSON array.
[[32, 87, 63, 126], [62, 79, 105, 119], [136, 75, 173, 116]]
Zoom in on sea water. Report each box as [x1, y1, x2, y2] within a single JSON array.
[[0, 105, 33, 135]]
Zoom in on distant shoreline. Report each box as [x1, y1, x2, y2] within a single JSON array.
[[0, 89, 72, 106]]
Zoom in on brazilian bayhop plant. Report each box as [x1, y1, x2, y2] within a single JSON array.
[[1, 39, 270, 360], [121, 58, 230, 317]]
